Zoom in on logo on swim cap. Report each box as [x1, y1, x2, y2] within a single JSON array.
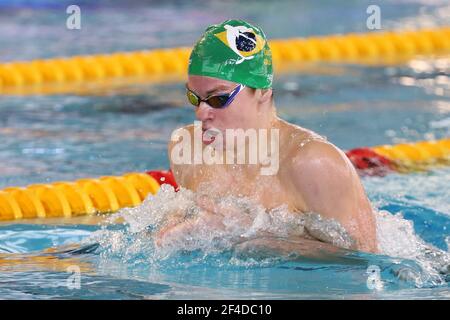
[[188, 19, 273, 89], [214, 24, 266, 64]]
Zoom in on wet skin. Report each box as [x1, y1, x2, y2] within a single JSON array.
[[157, 75, 378, 253]]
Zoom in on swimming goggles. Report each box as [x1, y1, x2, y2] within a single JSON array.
[[186, 84, 246, 109]]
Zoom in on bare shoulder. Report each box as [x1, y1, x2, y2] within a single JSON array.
[[279, 122, 346, 168], [281, 125, 355, 185], [291, 139, 350, 169]]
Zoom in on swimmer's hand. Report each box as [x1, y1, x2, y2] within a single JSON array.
[[154, 210, 225, 248], [153, 195, 255, 248]]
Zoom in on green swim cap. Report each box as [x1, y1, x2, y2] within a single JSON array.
[[188, 19, 273, 89]]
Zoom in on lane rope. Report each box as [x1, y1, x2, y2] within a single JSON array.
[[0, 27, 449, 95], [0, 139, 448, 221]]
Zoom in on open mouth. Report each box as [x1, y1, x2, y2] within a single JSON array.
[[202, 128, 219, 145]]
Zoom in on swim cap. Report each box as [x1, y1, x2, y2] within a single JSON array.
[[188, 19, 273, 89]]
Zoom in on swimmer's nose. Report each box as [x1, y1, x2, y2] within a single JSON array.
[[195, 101, 214, 122]]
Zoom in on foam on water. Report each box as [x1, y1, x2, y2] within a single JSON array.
[[88, 183, 449, 288], [376, 210, 449, 286]]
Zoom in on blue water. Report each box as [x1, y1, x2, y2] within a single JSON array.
[[0, 0, 449, 299], [0, 192, 448, 299]]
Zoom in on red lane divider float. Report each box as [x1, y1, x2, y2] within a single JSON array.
[[147, 170, 179, 191], [345, 147, 395, 177]]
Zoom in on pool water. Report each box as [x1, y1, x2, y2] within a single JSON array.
[[0, 176, 449, 300], [0, 0, 449, 299]]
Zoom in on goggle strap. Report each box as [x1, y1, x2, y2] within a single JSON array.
[[222, 84, 245, 107]]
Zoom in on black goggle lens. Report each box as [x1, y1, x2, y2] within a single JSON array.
[[186, 89, 230, 108]]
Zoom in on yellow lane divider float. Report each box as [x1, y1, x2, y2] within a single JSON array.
[[0, 138, 449, 221], [0, 173, 160, 221], [347, 138, 450, 175], [0, 27, 449, 95]]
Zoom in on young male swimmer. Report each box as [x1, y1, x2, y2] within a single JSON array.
[[155, 19, 378, 253]]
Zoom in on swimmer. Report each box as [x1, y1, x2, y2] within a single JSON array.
[[156, 19, 378, 253]]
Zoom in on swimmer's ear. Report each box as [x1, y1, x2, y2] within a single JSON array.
[[257, 88, 273, 104]]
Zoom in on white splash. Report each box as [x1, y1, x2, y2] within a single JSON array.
[[375, 210, 449, 286], [89, 183, 449, 287]]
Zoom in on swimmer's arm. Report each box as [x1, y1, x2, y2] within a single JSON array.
[[287, 140, 378, 253], [154, 209, 225, 247]]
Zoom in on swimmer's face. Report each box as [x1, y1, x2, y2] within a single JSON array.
[[187, 75, 263, 142]]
